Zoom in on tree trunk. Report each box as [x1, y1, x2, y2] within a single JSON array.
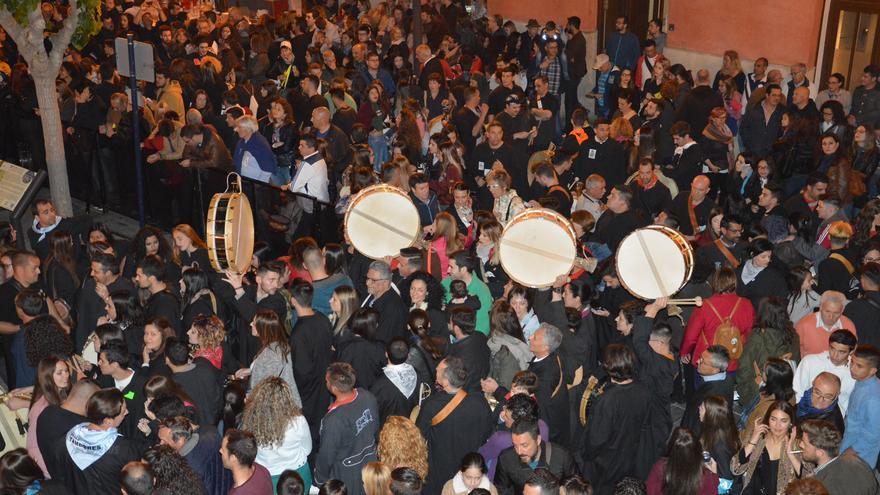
[[32, 69, 73, 217]]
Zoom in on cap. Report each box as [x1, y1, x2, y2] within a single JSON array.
[[592, 53, 610, 70], [526, 19, 540, 28], [280, 40, 292, 50]]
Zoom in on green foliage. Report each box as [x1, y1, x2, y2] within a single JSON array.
[[71, 0, 101, 50], [0, 0, 100, 51]]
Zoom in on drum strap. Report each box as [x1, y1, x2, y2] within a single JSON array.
[[714, 239, 741, 269], [431, 389, 467, 426], [551, 355, 564, 399], [830, 253, 855, 275], [426, 241, 433, 276], [687, 194, 701, 236]]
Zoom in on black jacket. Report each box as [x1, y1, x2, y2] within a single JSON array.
[[364, 289, 409, 344], [494, 442, 578, 495], [843, 292, 880, 349], [675, 85, 723, 137], [739, 102, 784, 158], [665, 143, 704, 192], [447, 332, 491, 394], [680, 375, 735, 435]]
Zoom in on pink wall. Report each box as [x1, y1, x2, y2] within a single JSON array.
[[666, 0, 824, 66], [489, 0, 597, 31]]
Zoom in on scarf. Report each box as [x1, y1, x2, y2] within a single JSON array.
[[32, 216, 62, 242], [66, 423, 120, 470], [636, 173, 658, 190], [194, 346, 222, 369], [740, 258, 765, 285], [796, 389, 838, 418], [702, 121, 734, 144], [383, 363, 418, 398]]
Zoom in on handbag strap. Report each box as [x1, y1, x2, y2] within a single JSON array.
[[431, 389, 466, 426]]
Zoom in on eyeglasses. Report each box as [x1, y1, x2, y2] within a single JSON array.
[[812, 389, 837, 402]]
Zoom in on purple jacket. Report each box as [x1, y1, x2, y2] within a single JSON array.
[[479, 419, 549, 480]]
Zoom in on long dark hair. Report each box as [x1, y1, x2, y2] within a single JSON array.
[[111, 290, 145, 329], [323, 243, 349, 277], [755, 296, 798, 348], [45, 231, 80, 288], [222, 381, 246, 429], [699, 395, 741, 454], [131, 225, 174, 265], [181, 267, 212, 306], [489, 300, 526, 342], [253, 309, 290, 361], [350, 308, 380, 341], [663, 428, 705, 495], [407, 309, 445, 360], [0, 449, 43, 491], [31, 357, 71, 408], [759, 357, 794, 401], [786, 266, 817, 313]]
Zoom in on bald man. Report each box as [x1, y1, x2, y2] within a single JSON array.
[[121, 462, 154, 495], [670, 175, 717, 238], [38, 380, 100, 478], [797, 372, 845, 434], [789, 85, 820, 123], [675, 68, 723, 134], [311, 105, 352, 175]]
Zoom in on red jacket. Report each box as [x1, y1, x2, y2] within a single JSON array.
[[680, 292, 755, 371]]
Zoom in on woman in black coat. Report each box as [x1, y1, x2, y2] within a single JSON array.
[[261, 97, 299, 184], [736, 238, 788, 309], [180, 267, 218, 334]]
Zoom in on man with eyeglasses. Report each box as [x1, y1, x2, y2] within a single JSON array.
[[362, 261, 407, 344], [844, 263, 880, 349], [816, 73, 852, 115], [786, 62, 810, 107], [796, 372, 844, 433], [696, 214, 746, 274], [794, 329, 857, 415]]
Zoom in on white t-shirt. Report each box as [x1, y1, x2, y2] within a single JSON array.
[[793, 351, 856, 415]]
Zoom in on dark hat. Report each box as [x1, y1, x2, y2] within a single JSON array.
[[526, 19, 541, 28]]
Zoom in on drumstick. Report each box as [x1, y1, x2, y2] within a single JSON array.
[[499, 237, 575, 265], [635, 230, 671, 297], [349, 208, 417, 242]]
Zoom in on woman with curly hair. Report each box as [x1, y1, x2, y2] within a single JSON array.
[[23, 314, 73, 377], [399, 271, 447, 339], [187, 314, 234, 373], [850, 198, 880, 255], [241, 377, 312, 488], [377, 416, 428, 481], [21, 357, 71, 476], [123, 225, 180, 284], [143, 444, 207, 495], [233, 309, 302, 406]]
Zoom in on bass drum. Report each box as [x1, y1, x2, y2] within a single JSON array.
[[206, 174, 254, 274], [615, 225, 694, 300], [345, 184, 421, 260], [498, 208, 577, 288]]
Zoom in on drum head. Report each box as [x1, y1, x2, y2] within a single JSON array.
[[499, 209, 576, 288], [616, 227, 690, 299], [346, 185, 420, 260]]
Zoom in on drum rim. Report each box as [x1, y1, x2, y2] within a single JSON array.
[[614, 225, 695, 300], [344, 183, 421, 260], [207, 191, 254, 274], [498, 208, 577, 288]]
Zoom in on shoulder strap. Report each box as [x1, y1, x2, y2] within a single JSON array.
[[431, 389, 467, 426], [544, 442, 552, 465], [728, 298, 742, 319], [426, 241, 433, 276], [829, 253, 855, 275], [551, 355, 563, 398], [700, 299, 723, 347], [714, 239, 741, 269], [687, 194, 700, 235], [865, 296, 880, 312]]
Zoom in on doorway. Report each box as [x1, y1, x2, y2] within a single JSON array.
[[596, 0, 665, 53], [820, 0, 880, 92]]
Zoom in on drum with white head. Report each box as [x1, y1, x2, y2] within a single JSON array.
[[498, 208, 577, 288], [615, 225, 694, 300], [345, 184, 421, 260]]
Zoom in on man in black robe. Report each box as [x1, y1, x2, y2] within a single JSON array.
[[695, 214, 746, 275], [288, 280, 334, 443], [577, 119, 627, 187], [219, 261, 288, 363], [664, 121, 704, 192], [78, 252, 137, 349], [54, 389, 142, 495], [362, 261, 408, 344], [370, 338, 422, 423], [447, 308, 490, 394], [630, 158, 672, 220], [581, 344, 650, 495], [494, 418, 577, 495], [135, 255, 181, 338], [417, 356, 493, 495], [40, 380, 99, 479], [97, 340, 148, 441], [594, 185, 646, 253], [680, 345, 735, 435]]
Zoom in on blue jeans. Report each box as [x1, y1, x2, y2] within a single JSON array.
[[369, 132, 389, 172]]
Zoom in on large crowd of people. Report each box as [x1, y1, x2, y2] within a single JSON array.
[[1, 0, 880, 494]]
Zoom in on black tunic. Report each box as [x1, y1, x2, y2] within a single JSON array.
[[581, 380, 651, 495], [290, 312, 334, 441], [145, 289, 182, 338], [53, 431, 141, 495], [446, 332, 491, 394], [577, 138, 628, 187], [174, 358, 223, 425], [527, 352, 571, 448], [369, 368, 422, 424], [416, 391, 493, 495], [97, 370, 148, 441], [334, 330, 386, 389], [669, 193, 717, 237], [38, 406, 88, 479], [365, 289, 409, 344]]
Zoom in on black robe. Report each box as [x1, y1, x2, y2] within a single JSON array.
[[631, 316, 679, 478], [289, 312, 334, 442], [528, 352, 571, 448], [97, 371, 148, 441], [220, 283, 288, 364], [581, 380, 651, 495], [364, 289, 409, 344], [53, 431, 141, 495], [447, 332, 491, 394], [370, 366, 422, 424], [416, 391, 493, 495], [334, 330, 386, 389], [145, 289, 182, 338]]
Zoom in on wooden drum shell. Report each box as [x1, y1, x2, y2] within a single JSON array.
[[207, 191, 254, 274], [615, 225, 694, 300], [498, 208, 577, 288], [344, 184, 421, 260]]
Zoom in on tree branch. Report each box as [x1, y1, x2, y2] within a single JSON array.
[[0, 8, 28, 51], [49, 0, 79, 67]]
